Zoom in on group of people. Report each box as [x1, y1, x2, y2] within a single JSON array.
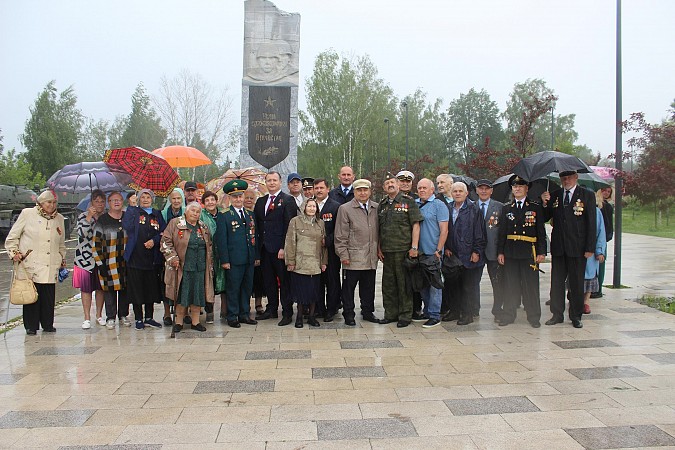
[[5, 164, 614, 335]]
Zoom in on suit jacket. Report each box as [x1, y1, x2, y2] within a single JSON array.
[[543, 185, 597, 257], [215, 206, 258, 266], [329, 186, 354, 205], [254, 191, 298, 254], [497, 199, 547, 260], [319, 197, 341, 248], [477, 198, 504, 261]]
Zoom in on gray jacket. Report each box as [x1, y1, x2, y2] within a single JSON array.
[[334, 198, 379, 271], [478, 198, 503, 261]]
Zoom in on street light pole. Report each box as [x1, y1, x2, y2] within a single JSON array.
[[613, 0, 623, 288], [402, 101, 409, 168], [551, 105, 555, 150], [384, 118, 391, 170]]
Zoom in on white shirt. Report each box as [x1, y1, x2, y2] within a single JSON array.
[[293, 193, 303, 208], [265, 190, 281, 212], [563, 185, 577, 204], [317, 197, 327, 212]]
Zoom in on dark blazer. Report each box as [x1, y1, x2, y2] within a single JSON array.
[[329, 186, 354, 205], [543, 185, 597, 257], [497, 199, 547, 260], [447, 200, 486, 269], [254, 191, 298, 254], [215, 206, 258, 266], [477, 198, 504, 261], [319, 197, 341, 248]]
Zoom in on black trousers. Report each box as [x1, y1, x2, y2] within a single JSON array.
[[104, 290, 129, 321], [459, 266, 482, 317], [442, 274, 460, 316], [23, 283, 55, 331], [341, 269, 376, 321], [502, 259, 541, 323], [412, 292, 423, 315], [478, 260, 503, 317], [261, 249, 293, 318], [550, 255, 586, 321], [318, 247, 341, 316]]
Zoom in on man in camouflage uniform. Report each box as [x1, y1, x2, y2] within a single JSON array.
[[378, 172, 423, 328]]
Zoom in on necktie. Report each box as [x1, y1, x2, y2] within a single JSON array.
[[343, 187, 349, 196], [481, 202, 486, 218], [564, 190, 570, 206], [362, 203, 368, 215], [239, 209, 245, 220], [517, 201, 522, 209], [267, 195, 276, 215]]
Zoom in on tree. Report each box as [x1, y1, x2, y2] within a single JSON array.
[[154, 69, 235, 175], [114, 83, 166, 151], [20, 81, 82, 179], [0, 129, 45, 186], [444, 88, 504, 165]]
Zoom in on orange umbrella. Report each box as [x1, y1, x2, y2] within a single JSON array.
[[152, 145, 212, 168]]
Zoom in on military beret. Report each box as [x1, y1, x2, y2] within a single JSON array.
[[223, 179, 249, 195]]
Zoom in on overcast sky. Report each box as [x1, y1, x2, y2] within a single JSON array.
[[1, 0, 673, 160]]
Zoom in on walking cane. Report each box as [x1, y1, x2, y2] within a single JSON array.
[[170, 265, 178, 339]]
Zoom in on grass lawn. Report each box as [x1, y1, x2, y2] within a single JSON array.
[[622, 204, 675, 239]]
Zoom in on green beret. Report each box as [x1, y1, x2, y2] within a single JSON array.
[[223, 179, 249, 195]]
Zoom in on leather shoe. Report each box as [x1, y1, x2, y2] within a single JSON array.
[[307, 316, 320, 327], [362, 314, 380, 324], [257, 310, 278, 320], [498, 319, 513, 327], [530, 321, 541, 328], [457, 316, 473, 326], [441, 311, 459, 322], [344, 318, 356, 326], [43, 327, 56, 333], [227, 320, 241, 328], [324, 314, 334, 323], [26, 329, 37, 335], [396, 320, 411, 328], [378, 318, 396, 324], [572, 319, 583, 329], [278, 316, 293, 326], [240, 317, 257, 325], [191, 323, 207, 332], [545, 317, 564, 326]]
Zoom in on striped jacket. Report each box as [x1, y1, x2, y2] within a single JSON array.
[[74, 212, 96, 271], [92, 213, 127, 291]]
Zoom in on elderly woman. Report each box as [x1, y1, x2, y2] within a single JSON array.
[[159, 187, 185, 325], [200, 190, 226, 323], [122, 188, 166, 330], [161, 201, 214, 332], [5, 190, 67, 335], [74, 189, 106, 329], [284, 198, 327, 328]]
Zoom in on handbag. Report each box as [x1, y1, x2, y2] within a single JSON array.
[[10, 262, 38, 305]]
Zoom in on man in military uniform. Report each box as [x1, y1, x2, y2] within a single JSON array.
[[215, 180, 259, 328], [541, 170, 596, 329], [301, 177, 314, 199], [397, 170, 418, 199], [497, 175, 546, 328], [378, 172, 423, 328]]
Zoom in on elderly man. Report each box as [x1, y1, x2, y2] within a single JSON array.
[[414, 178, 448, 328], [287, 172, 304, 208], [435, 173, 455, 317], [254, 171, 299, 325], [497, 175, 546, 327], [447, 181, 486, 325], [314, 177, 342, 321], [397, 170, 418, 199], [378, 172, 423, 328], [329, 166, 355, 205], [541, 170, 596, 329], [334, 179, 380, 325], [475, 179, 505, 321], [183, 181, 199, 204]]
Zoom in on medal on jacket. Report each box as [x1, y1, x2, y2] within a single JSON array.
[[507, 212, 515, 221], [553, 198, 559, 208], [573, 199, 584, 216], [488, 212, 498, 228], [525, 211, 536, 226]]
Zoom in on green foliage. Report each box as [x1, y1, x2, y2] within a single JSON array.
[[638, 295, 675, 314], [0, 135, 46, 186], [622, 202, 674, 239], [20, 81, 83, 179], [113, 83, 167, 151]]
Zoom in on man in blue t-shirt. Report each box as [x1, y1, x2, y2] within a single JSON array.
[[415, 178, 449, 328]]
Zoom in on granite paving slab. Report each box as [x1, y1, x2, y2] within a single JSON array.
[[312, 367, 387, 379], [444, 396, 540, 415], [583, 314, 609, 320], [31, 346, 101, 356], [565, 424, 675, 449], [567, 366, 650, 380], [317, 418, 417, 440], [0, 373, 26, 385], [610, 307, 658, 314], [0, 409, 94, 428], [59, 446, 162, 450], [553, 339, 620, 349], [193, 380, 274, 394], [315, 322, 363, 329], [442, 322, 500, 332], [647, 353, 675, 364], [175, 330, 226, 339], [245, 350, 311, 360], [620, 329, 675, 338], [340, 340, 403, 349], [54, 327, 102, 335]]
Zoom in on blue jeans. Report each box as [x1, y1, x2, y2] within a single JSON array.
[[421, 285, 443, 320]]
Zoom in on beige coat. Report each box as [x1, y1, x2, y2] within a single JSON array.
[[160, 216, 215, 303], [5, 207, 66, 283], [334, 198, 379, 270], [284, 215, 327, 275]]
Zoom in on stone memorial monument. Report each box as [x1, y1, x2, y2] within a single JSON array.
[[240, 0, 300, 179]]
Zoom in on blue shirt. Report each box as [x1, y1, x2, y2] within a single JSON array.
[[416, 196, 449, 255], [478, 199, 490, 219]]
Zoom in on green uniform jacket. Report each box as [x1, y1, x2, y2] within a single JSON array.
[[377, 192, 423, 253], [215, 206, 259, 266]]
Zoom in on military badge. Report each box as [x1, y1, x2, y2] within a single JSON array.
[[553, 198, 559, 208], [150, 218, 159, 231], [573, 199, 584, 216], [525, 211, 536, 226], [139, 215, 146, 225], [488, 212, 499, 228], [231, 220, 241, 231], [507, 212, 515, 221], [322, 213, 333, 222]]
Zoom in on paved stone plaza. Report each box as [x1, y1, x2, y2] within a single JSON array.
[[1, 233, 674, 449]]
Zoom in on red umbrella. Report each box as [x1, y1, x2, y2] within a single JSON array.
[[152, 145, 212, 168], [103, 146, 181, 197]]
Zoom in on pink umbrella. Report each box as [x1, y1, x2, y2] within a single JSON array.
[[590, 166, 618, 181]]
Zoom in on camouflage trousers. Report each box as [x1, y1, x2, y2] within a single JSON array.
[[381, 251, 412, 322]]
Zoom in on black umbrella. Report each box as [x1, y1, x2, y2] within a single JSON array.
[[450, 174, 478, 201], [511, 151, 592, 182], [492, 173, 560, 204]]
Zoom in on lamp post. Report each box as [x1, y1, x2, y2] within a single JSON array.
[[550, 105, 555, 150], [384, 118, 391, 170], [402, 101, 409, 168]]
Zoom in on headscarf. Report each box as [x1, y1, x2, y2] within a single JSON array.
[[137, 189, 156, 214], [161, 187, 185, 222], [299, 198, 319, 224], [36, 190, 58, 220]]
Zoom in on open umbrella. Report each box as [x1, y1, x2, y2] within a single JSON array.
[[103, 146, 181, 197], [492, 173, 559, 204], [207, 167, 269, 196], [590, 165, 618, 181], [548, 171, 611, 192], [511, 151, 592, 182], [47, 161, 132, 193], [152, 145, 212, 168]]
